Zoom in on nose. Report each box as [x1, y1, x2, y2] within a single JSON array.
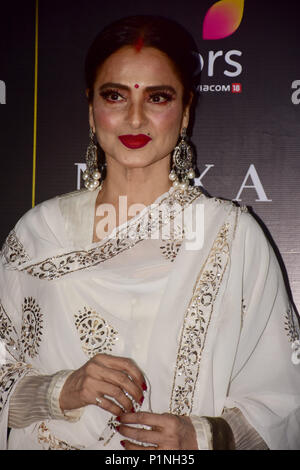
[[127, 99, 147, 129]]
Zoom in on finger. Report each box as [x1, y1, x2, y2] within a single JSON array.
[[88, 359, 145, 405], [119, 411, 165, 429], [95, 395, 124, 416], [93, 354, 146, 389], [102, 369, 144, 405], [97, 382, 134, 413], [117, 424, 161, 446], [78, 375, 132, 414], [121, 440, 158, 451]]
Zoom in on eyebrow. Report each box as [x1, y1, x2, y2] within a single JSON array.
[[99, 82, 177, 94]]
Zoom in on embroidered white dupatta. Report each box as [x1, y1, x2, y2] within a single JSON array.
[[0, 186, 299, 449]]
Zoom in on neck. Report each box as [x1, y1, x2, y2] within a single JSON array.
[[98, 155, 172, 207]]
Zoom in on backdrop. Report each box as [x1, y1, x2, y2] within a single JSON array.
[[0, 0, 299, 310]]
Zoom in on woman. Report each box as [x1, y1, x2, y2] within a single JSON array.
[[1, 15, 300, 450]]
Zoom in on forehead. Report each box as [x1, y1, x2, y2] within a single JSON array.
[[95, 46, 183, 88]]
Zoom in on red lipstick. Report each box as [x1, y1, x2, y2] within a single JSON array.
[[118, 134, 152, 149]]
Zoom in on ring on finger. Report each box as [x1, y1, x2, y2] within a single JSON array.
[[96, 397, 103, 406]]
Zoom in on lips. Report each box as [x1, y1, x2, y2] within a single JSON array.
[[118, 134, 152, 149]]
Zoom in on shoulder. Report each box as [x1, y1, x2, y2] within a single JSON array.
[[231, 206, 274, 274], [198, 191, 249, 221], [208, 194, 247, 212], [1, 190, 88, 266], [199, 191, 268, 247], [58, 188, 89, 203], [58, 188, 93, 215], [236, 208, 269, 246], [15, 189, 88, 230]]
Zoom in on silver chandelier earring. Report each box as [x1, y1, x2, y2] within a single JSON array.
[[82, 128, 102, 191], [169, 128, 195, 191]]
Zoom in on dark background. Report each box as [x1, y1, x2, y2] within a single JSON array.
[[0, 0, 299, 308]]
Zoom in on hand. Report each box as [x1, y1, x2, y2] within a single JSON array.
[[116, 411, 198, 450], [59, 354, 146, 416]]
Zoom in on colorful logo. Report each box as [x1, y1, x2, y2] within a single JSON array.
[[203, 0, 245, 40]]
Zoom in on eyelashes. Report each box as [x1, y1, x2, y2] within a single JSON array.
[[100, 89, 125, 102], [99, 88, 175, 104], [149, 91, 174, 103]]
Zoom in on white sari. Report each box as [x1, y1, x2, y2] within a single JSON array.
[[0, 186, 299, 450]]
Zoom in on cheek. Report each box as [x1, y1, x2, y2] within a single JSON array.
[[93, 104, 122, 132], [151, 105, 183, 131]]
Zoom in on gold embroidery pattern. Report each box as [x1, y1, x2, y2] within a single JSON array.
[[75, 307, 118, 358], [98, 398, 143, 446], [18, 187, 202, 280], [169, 222, 231, 416], [160, 224, 184, 262], [21, 297, 43, 359], [0, 301, 20, 361], [213, 197, 235, 206], [160, 239, 183, 262], [285, 307, 300, 365], [284, 307, 300, 344], [213, 197, 248, 214], [1, 230, 30, 266], [98, 416, 118, 447], [240, 205, 248, 213], [37, 422, 84, 450], [0, 363, 32, 419]]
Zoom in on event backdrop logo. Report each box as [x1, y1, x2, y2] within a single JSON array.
[[0, 80, 6, 104], [292, 80, 300, 105], [75, 163, 272, 202], [203, 0, 245, 40], [198, 0, 245, 93]]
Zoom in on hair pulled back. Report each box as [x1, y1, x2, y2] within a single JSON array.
[[85, 15, 201, 108]]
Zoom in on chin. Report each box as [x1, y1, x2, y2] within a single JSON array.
[[114, 154, 157, 169]]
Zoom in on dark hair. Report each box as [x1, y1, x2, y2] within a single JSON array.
[[85, 15, 201, 181], [85, 15, 201, 108]]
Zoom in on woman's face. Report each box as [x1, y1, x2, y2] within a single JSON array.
[[89, 45, 191, 171]]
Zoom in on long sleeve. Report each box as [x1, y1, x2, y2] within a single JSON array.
[[0, 229, 82, 447], [190, 408, 267, 450], [221, 407, 268, 450], [0, 259, 37, 448], [190, 209, 299, 450], [221, 211, 300, 449], [8, 370, 83, 429]]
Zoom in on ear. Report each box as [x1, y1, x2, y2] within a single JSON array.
[[88, 102, 95, 133], [86, 89, 96, 132], [181, 92, 194, 132]]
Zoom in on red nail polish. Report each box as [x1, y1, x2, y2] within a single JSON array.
[[120, 440, 126, 448], [116, 416, 121, 422], [139, 396, 144, 405], [131, 407, 135, 413], [142, 382, 147, 391], [116, 425, 120, 432]]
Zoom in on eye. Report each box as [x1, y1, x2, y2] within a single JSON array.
[[149, 92, 174, 104], [100, 89, 126, 103]]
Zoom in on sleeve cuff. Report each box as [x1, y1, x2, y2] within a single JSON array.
[[189, 415, 213, 450], [47, 370, 84, 422]]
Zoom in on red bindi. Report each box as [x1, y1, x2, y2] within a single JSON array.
[[134, 36, 144, 52], [134, 84, 139, 89]]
